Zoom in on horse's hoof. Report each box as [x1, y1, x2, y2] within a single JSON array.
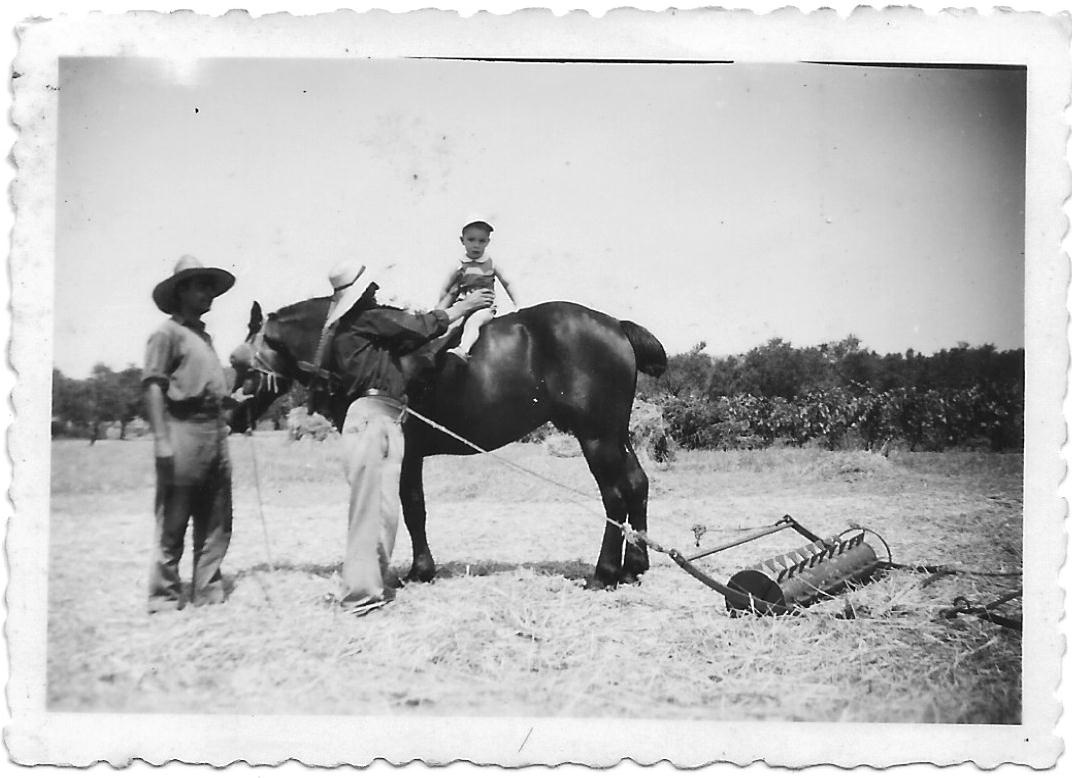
[[405, 565, 436, 584], [619, 561, 649, 585], [584, 574, 618, 591]]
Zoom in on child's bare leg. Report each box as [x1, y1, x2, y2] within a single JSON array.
[[457, 308, 494, 353]]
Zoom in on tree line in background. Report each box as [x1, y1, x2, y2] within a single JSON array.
[[51, 365, 146, 442], [51, 362, 303, 441], [636, 337, 1024, 453], [52, 336, 1024, 453]]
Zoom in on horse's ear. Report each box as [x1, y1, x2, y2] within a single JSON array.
[[248, 302, 264, 338]]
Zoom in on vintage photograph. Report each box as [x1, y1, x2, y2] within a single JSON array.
[[6, 7, 1067, 770]]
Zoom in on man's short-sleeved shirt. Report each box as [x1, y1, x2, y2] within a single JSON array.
[[142, 317, 228, 405]]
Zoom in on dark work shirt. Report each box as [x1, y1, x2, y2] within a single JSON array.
[[330, 306, 450, 402]]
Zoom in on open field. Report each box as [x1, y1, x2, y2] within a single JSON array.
[[48, 435, 1022, 722]]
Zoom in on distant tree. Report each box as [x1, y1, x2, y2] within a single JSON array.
[[734, 338, 812, 399], [705, 354, 742, 398], [85, 363, 144, 441], [646, 342, 713, 399], [114, 365, 145, 438], [52, 368, 94, 435]]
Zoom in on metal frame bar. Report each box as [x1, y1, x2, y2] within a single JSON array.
[[684, 514, 826, 563], [685, 516, 795, 562]]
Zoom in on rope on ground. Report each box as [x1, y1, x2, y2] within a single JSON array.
[[883, 562, 1022, 578], [245, 423, 279, 614], [405, 406, 636, 540], [938, 589, 1022, 631], [402, 405, 1022, 622]]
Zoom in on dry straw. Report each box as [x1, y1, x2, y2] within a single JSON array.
[[48, 437, 1022, 721]]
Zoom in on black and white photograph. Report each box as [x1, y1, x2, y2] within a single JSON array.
[[4, 4, 1068, 771]]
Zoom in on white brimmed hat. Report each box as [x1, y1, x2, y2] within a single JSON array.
[[324, 260, 376, 328], [152, 254, 235, 314]]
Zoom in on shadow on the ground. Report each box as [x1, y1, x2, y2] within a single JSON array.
[[432, 558, 592, 581], [234, 561, 340, 579], [231, 558, 593, 583]]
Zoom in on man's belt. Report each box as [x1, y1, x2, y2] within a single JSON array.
[[357, 388, 407, 419], [166, 397, 223, 418]]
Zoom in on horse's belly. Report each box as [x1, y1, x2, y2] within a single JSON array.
[[419, 384, 548, 455]]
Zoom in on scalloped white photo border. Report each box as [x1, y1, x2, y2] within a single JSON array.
[[4, 6, 1068, 769]]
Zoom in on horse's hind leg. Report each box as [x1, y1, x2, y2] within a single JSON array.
[[400, 451, 436, 583], [618, 440, 650, 585], [578, 435, 630, 589]]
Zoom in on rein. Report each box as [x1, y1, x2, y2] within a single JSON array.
[[237, 326, 1019, 622], [235, 332, 287, 613], [242, 329, 645, 544], [401, 406, 657, 551]]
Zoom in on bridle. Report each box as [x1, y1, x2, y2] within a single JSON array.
[[243, 329, 289, 399]]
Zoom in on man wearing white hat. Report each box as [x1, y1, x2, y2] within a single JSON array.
[[321, 259, 492, 614], [143, 255, 237, 613]]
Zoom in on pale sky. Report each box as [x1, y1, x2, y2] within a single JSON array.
[[55, 58, 1025, 377]]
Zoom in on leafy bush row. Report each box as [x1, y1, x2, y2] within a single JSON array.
[[660, 386, 1023, 452]]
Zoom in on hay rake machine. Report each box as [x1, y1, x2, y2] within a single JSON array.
[[663, 514, 890, 616]]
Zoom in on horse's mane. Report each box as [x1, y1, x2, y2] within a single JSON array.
[[270, 295, 331, 325], [262, 297, 331, 363], [263, 291, 435, 364]]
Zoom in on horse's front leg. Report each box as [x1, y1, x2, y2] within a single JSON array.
[[400, 450, 436, 583]]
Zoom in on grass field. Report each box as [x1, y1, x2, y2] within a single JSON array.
[[47, 435, 1022, 722]]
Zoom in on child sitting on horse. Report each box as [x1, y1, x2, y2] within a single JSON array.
[[435, 219, 519, 361]]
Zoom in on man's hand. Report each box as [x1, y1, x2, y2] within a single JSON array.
[[155, 454, 176, 484], [223, 387, 253, 409], [154, 436, 175, 482], [154, 437, 173, 459], [447, 290, 494, 322]]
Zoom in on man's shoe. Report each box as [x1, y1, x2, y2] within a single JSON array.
[[147, 598, 185, 615], [342, 598, 390, 618]]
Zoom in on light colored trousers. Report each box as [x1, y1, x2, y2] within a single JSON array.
[[340, 395, 406, 604]]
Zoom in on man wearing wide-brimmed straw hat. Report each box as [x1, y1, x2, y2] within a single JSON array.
[[142, 254, 238, 613], [320, 259, 492, 616]]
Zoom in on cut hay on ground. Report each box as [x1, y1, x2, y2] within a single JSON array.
[[48, 438, 1022, 721]]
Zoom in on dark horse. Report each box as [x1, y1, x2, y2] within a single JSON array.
[[229, 298, 667, 589]]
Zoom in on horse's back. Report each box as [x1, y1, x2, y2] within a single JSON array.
[[479, 302, 639, 435], [513, 301, 639, 379]]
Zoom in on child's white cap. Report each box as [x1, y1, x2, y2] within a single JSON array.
[[461, 216, 495, 233]]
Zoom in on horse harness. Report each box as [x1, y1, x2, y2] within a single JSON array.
[[298, 320, 343, 414], [253, 321, 388, 414]]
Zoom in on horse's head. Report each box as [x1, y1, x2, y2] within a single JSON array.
[[228, 301, 295, 433], [228, 297, 333, 432]]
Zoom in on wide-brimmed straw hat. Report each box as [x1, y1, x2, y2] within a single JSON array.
[[152, 254, 235, 314], [324, 260, 378, 329]]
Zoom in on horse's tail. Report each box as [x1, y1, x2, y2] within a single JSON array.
[[621, 320, 668, 377]]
